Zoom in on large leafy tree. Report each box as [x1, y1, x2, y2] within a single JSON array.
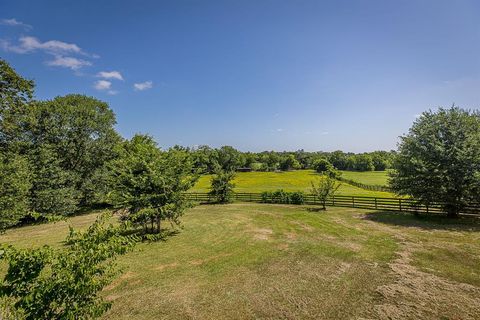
[[279, 154, 300, 171], [390, 107, 480, 217], [0, 153, 31, 230], [28, 95, 121, 208], [216, 146, 243, 172], [108, 134, 197, 234], [0, 59, 34, 151], [0, 59, 34, 229]]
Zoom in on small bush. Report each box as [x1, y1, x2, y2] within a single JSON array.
[[261, 190, 305, 205]]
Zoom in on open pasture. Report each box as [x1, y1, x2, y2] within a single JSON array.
[[1, 204, 479, 319], [339, 170, 390, 186], [191, 170, 393, 197]]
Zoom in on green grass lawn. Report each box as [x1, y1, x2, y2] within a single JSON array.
[[191, 170, 393, 197], [1, 204, 479, 319], [339, 170, 390, 186]]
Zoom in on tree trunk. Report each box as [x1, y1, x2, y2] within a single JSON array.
[[447, 209, 459, 218], [156, 217, 161, 233]]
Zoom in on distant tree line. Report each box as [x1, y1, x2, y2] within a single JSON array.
[[189, 146, 395, 174]]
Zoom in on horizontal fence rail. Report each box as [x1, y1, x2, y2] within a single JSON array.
[[184, 192, 480, 215], [336, 177, 391, 192]]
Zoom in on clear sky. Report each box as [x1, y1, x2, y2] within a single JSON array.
[[1, 0, 479, 152]]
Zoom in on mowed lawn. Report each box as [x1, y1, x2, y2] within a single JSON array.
[[1, 204, 479, 319], [191, 170, 393, 197], [339, 170, 390, 186]]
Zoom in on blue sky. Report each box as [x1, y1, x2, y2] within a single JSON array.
[[1, 0, 479, 152]]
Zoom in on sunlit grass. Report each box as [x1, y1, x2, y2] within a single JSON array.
[[1, 204, 479, 319], [191, 170, 393, 197]]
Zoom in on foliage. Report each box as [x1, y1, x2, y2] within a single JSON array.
[[209, 170, 236, 203], [310, 176, 341, 210], [261, 190, 305, 204], [108, 134, 196, 234], [27, 96, 121, 208], [0, 153, 31, 231], [279, 154, 301, 171], [1, 59, 121, 224], [390, 107, 480, 217], [0, 59, 34, 152], [313, 158, 341, 178], [0, 213, 136, 319]]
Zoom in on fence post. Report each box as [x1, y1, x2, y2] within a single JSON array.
[[399, 199, 402, 211], [333, 195, 335, 206], [352, 196, 355, 208], [375, 198, 377, 210]]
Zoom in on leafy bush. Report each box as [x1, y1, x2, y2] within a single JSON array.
[[0, 213, 137, 319], [261, 190, 305, 204], [209, 170, 236, 203], [310, 176, 341, 210], [108, 135, 197, 234]]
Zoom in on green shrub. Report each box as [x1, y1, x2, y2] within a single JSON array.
[[261, 190, 305, 204], [0, 213, 137, 319]]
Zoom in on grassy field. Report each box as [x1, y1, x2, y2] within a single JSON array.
[[1, 204, 479, 319], [339, 170, 390, 186], [191, 170, 393, 197]]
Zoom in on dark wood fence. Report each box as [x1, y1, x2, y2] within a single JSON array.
[[184, 192, 480, 215], [336, 177, 391, 192]]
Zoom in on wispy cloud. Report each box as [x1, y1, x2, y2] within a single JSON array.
[[96, 71, 123, 80], [2, 36, 85, 55], [1, 36, 94, 71], [46, 55, 92, 70], [0, 18, 32, 30], [94, 80, 112, 91], [134, 81, 153, 91]]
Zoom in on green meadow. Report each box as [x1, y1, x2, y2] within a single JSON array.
[[191, 170, 393, 197], [339, 170, 390, 186], [1, 204, 479, 319]]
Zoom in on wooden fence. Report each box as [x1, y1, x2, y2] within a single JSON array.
[[336, 177, 391, 192], [184, 192, 480, 215]]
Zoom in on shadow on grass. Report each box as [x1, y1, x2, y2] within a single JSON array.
[[305, 207, 326, 213], [364, 211, 480, 232]]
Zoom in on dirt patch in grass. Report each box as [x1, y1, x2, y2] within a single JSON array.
[[374, 241, 480, 320], [153, 262, 179, 271], [252, 228, 273, 240], [104, 271, 137, 291]]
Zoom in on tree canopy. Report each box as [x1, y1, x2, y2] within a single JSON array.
[[390, 107, 480, 217]]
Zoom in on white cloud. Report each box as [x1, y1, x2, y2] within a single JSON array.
[[96, 71, 123, 80], [1, 36, 95, 71], [0, 18, 32, 30], [46, 55, 92, 70], [2, 36, 84, 55], [320, 131, 329, 135], [94, 80, 112, 91], [134, 81, 153, 91], [107, 90, 118, 95]]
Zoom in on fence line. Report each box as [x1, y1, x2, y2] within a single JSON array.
[[336, 177, 391, 192], [184, 192, 480, 215]]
